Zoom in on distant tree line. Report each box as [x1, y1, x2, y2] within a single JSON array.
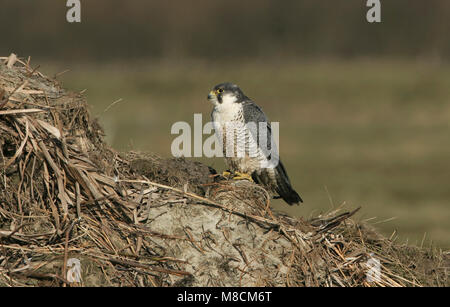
[[1, 0, 449, 61]]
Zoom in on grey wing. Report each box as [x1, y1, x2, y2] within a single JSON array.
[[242, 101, 279, 168], [243, 101, 302, 205]]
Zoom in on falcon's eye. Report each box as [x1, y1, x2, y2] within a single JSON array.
[[217, 88, 224, 94]]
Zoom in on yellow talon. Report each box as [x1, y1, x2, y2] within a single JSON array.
[[222, 171, 232, 179], [232, 171, 254, 182]]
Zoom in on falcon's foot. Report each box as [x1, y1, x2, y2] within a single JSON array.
[[221, 170, 254, 182], [222, 171, 232, 179], [232, 171, 254, 182]]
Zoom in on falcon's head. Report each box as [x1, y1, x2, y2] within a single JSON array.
[[207, 82, 247, 107]]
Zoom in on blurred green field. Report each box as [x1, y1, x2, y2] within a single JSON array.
[[42, 59, 450, 249]]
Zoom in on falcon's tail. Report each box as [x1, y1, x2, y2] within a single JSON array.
[[274, 161, 303, 205]]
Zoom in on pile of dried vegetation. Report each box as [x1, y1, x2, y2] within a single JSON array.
[[0, 54, 447, 287]]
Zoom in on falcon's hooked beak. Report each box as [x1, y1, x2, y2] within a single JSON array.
[[208, 90, 222, 105], [207, 91, 215, 101]]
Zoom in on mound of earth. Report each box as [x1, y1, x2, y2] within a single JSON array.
[[0, 54, 447, 287]]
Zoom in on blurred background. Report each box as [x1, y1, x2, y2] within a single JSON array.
[[1, 0, 449, 248]]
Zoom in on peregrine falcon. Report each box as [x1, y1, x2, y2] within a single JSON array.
[[207, 82, 303, 205]]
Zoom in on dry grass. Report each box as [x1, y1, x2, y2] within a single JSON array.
[[0, 54, 447, 287]]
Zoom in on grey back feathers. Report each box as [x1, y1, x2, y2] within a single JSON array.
[[242, 100, 302, 204], [242, 101, 276, 159]]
